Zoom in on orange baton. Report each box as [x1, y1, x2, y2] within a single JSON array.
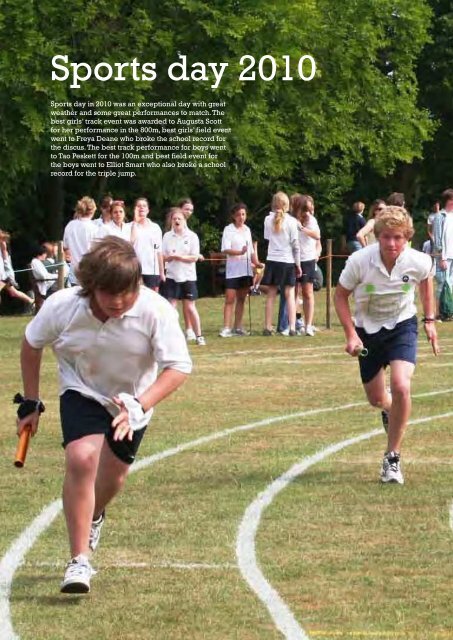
[[14, 427, 31, 468]]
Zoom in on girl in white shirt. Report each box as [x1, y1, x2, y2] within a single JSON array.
[[219, 203, 262, 337], [131, 197, 164, 291], [105, 200, 132, 241], [261, 192, 301, 335], [292, 194, 321, 336], [162, 208, 206, 346], [63, 196, 98, 285]]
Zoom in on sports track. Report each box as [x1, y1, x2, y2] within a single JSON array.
[[1, 340, 452, 640]]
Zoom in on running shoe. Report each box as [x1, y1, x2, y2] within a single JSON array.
[[305, 325, 315, 337], [196, 336, 206, 346], [233, 328, 248, 336], [60, 554, 94, 594], [219, 327, 233, 338], [380, 451, 404, 485], [185, 329, 196, 341], [262, 329, 274, 336]]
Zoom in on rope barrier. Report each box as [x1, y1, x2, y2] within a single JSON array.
[[12, 262, 67, 274]]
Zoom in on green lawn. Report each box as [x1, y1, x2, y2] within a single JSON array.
[[1, 293, 453, 640]]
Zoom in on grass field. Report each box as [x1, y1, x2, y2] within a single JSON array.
[[1, 292, 453, 640]]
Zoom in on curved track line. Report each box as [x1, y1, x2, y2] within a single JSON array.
[[0, 500, 61, 640], [236, 411, 453, 640], [1, 390, 453, 639]]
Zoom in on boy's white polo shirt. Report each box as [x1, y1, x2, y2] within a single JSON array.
[[132, 221, 163, 275], [264, 212, 299, 263], [25, 286, 192, 428], [338, 244, 433, 334], [162, 228, 199, 282], [221, 223, 253, 278]]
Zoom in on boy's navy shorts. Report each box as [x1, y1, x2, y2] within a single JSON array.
[[60, 390, 147, 464], [356, 315, 418, 384]]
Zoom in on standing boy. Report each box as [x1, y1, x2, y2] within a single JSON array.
[[334, 207, 438, 484]]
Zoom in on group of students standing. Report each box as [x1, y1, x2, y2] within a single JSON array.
[[60, 190, 323, 342], [62, 195, 207, 345], [220, 190, 321, 338]]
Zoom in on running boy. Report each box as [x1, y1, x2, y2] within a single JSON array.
[[16, 236, 192, 593], [334, 207, 439, 485]]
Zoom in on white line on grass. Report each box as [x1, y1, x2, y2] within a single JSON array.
[[236, 410, 453, 640], [1, 388, 453, 640], [29, 560, 236, 571]]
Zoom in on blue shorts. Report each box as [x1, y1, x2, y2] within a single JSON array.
[[298, 260, 317, 284], [356, 316, 418, 384], [261, 260, 296, 287], [60, 390, 147, 465], [225, 275, 253, 290], [142, 274, 160, 289], [163, 278, 198, 300]]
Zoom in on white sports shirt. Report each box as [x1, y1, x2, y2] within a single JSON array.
[[298, 214, 320, 262], [132, 221, 163, 275], [162, 228, 199, 282], [63, 218, 99, 284], [338, 244, 433, 334], [221, 223, 253, 278], [264, 212, 299, 263], [25, 286, 192, 428]]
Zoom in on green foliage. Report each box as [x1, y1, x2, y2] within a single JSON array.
[[0, 0, 436, 242]]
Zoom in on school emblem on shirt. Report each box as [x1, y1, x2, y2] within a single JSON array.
[[402, 275, 409, 283]]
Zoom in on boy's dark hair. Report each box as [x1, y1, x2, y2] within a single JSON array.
[[77, 236, 142, 297]]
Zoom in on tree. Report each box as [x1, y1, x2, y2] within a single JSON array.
[[0, 0, 434, 249]]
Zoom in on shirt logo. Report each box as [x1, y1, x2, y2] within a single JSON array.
[[402, 275, 409, 283]]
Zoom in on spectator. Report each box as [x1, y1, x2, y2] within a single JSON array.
[[30, 245, 58, 297], [106, 200, 132, 241], [93, 195, 113, 227], [356, 200, 387, 248], [261, 192, 301, 336], [0, 229, 34, 308], [219, 203, 262, 337], [387, 192, 405, 207], [343, 202, 366, 254], [161, 207, 206, 346], [63, 196, 98, 286], [131, 197, 164, 292]]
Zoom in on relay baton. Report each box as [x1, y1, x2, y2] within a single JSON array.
[[353, 346, 368, 357], [14, 427, 31, 468]]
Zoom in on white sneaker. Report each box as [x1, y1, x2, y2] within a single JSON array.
[[380, 451, 404, 485], [185, 329, 196, 341], [305, 325, 315, 337], [89, 511, 105, 552], [196, 336, 206, 346], [61, 554, 94, 594], [279, 328, 290, 336], [219, 327, 233, 338]]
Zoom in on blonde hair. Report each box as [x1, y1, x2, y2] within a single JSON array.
[[74, 196, 96, 219], [271, 191, 290, 232], [374, 206, 414, 240]]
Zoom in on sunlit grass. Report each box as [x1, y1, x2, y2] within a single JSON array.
[[1, 294, 453, 639]]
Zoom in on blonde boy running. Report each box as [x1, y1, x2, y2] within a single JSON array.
[[334, 207, 439, 484]]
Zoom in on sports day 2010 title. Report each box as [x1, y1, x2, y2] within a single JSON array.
[[52, 53, 317, 90]]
